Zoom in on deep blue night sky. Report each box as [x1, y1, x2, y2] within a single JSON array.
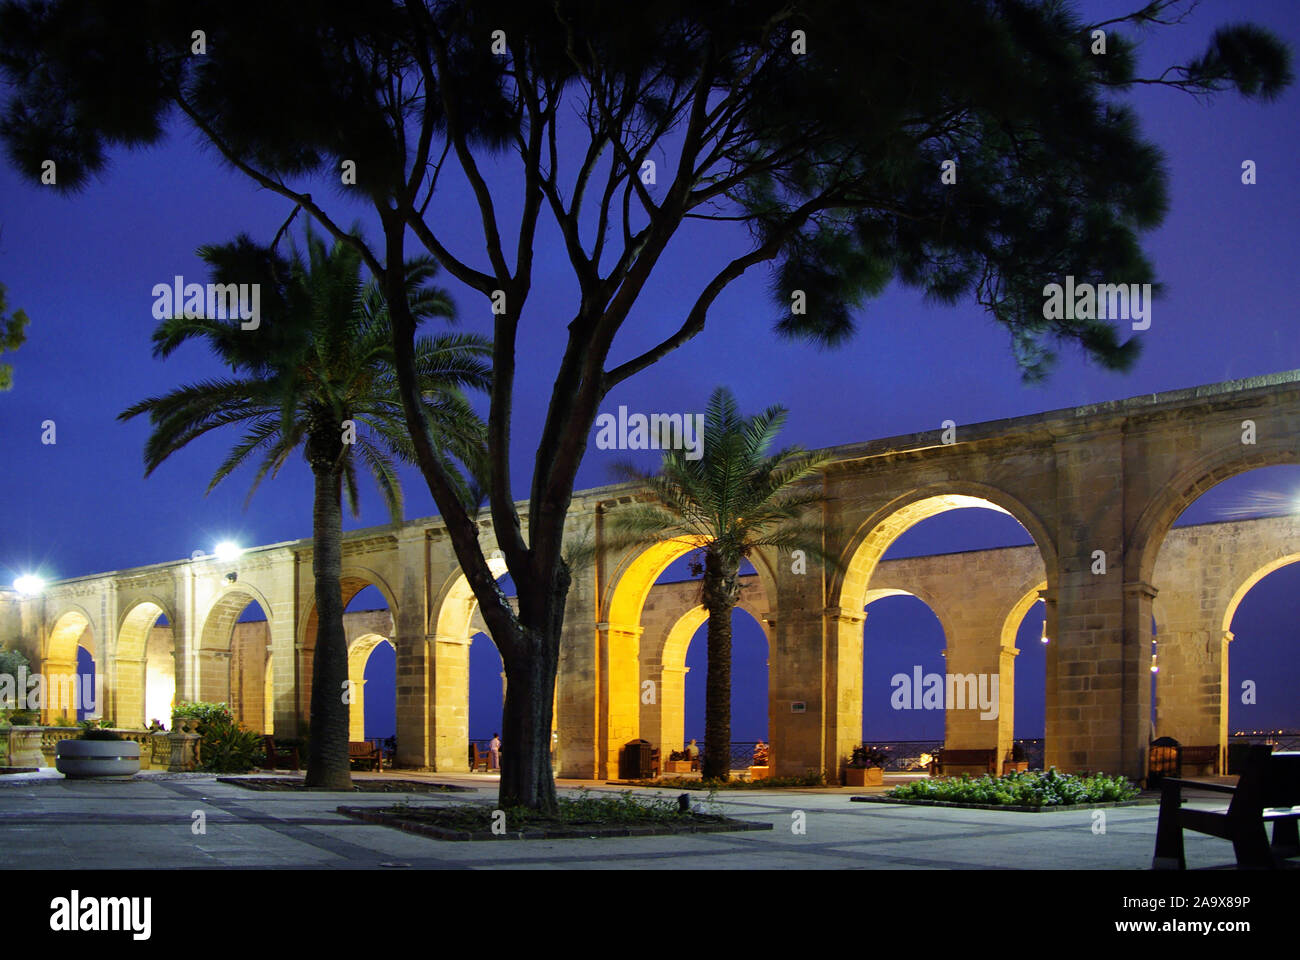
[[2, 1, 1297, 742]]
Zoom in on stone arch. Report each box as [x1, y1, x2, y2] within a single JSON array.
[[831, 483, 1056, 778], [114, 598, 175, 729], [425, 558, 510, 771], [833, 483, 1058, 609], [599, 535, 779, 775], [432, 557, 509, 643], [45, 604, 93, 665], [1218, 552, 1300, 635], [297, 569, 399, 727], [196, 586, 273, 706], [1130, 442, 1299, 586], [347, 632, 396, 741], [1000, 580, 1049, 746], [648, 595, 773, 756], [862, 585, 958, 653], [41, 606, 93, 723]]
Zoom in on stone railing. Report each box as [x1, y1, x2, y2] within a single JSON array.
[[36, 728, 166, 769]]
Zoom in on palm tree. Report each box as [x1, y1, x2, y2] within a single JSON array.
[[120, 225, 491, 789], [609, 386, 836, 781]]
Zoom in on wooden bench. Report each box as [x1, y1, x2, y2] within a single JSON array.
[[348, 740, 382, 772], [1153, 745, 1300, 870], [469, 743, 489, 772], [1179, 744, 1222, 775], [937, 749, 998, 776], [261, 736, 299, 772]]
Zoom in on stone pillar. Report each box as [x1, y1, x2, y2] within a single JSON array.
[[429, 632, 470, 771], [110, 656, 148, 729], [348, 677, 367, 742], [1049, 430, 1149, 779], [1154, 626, 1227, 751], [824, 607, 864, 781], [768, 603, 829, 780], [196, 648, 232, 704], [597, 621, 641, 779], [556, 564, 599, 779], [394, 631, 431, 768]]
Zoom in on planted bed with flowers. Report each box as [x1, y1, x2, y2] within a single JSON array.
[[854, 768, 1144, 811]]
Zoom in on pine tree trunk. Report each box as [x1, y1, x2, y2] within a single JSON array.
[[304, 458, 351, 790], [701, 550, 741, 781]]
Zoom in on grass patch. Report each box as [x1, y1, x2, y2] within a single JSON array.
[[341, 789, 773, 840], [883, 768, 1139, 807], [627, 773, 826, 790]]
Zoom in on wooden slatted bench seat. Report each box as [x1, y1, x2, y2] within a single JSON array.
[[261, 736, 300, 772], [1153, 745, 1300, 870], [937, 748, 998, 776], [348, 740, 382, 772]]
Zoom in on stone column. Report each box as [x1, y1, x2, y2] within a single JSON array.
[[394, 631, 431, 768], [348, 676, 367, 742], [596, 621, 642, 779]]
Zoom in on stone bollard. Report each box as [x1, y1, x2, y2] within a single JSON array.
[[167, 731, 200, 772]]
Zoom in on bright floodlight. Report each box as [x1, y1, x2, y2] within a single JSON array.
[[213, 541, 243, 563], [14, 574, 44, 595]]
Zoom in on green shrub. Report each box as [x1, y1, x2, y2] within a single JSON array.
[[199, 718, 266, 773], [173, 701, 234, 728], [887, 768, 1139, 807], [80, 728, 123, 741]]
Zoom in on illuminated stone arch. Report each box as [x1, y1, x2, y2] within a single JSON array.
[[114, 598, 175, 729], [598, 534, 780, 777], [646, 589, 772, 756], [1130, 442, 1300, 587], [1133, 449, 1300, 766], [196, 585, 275, 707], [41, 605, 94, 723], [830, 482, 1057, 778], [999, 579, 1049, 749], [296, 567, 399, 723], [427, 557, 510, 770], [347, 632, 396, 741]]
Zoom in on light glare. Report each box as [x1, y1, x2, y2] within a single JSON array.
[[213, 541, 243, 563], [14, 574, 44, 595]]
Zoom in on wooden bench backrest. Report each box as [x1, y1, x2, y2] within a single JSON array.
[[941, 749, 996, 762], [1229, 747, 1300, 817]]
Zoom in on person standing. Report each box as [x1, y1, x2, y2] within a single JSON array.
[[489, 732, 501, 771]]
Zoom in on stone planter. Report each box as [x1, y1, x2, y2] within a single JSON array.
[[8, 726, 46, 768], [171, 714, 202, 735], [1003, 761, 1029, 775], [844, 766, 884, 786], [55, 739, 141, 778], [748, 765, 771, 781], [665, 760, 694, 774]]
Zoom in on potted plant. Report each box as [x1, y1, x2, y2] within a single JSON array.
[[665, 749, 694, 774], [844, 744, 889, 786], [1003, 742, 1029, 775], [55, 727, 141, 778], [748, 740, 771, 780], [6, 709, 45, 768]]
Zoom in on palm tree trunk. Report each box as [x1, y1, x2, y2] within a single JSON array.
[[701, 550, 741, 781], [304, 459, 351, 789]]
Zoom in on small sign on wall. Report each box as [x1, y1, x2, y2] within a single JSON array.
[[790, 701, 806, 713]]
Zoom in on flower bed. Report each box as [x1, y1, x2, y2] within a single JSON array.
[[338, 790, 773, 840], [853, 768, 1142, 810]]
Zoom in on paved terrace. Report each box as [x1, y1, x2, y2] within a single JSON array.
[[0, 771, 1250, 870]]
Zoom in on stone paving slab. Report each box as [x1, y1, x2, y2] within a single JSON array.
[[0, 771, 1251, 871]]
